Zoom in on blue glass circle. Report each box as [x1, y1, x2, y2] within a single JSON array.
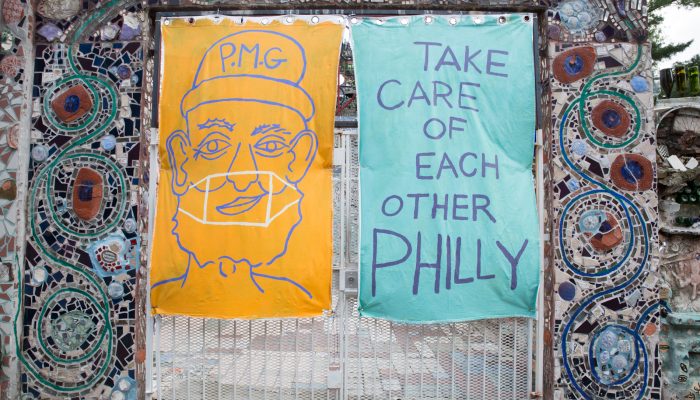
[[563, 55, 584, 75], [63, 95, 80, 113], [558, 281, 576, 301], [621, 160, 643, 184], [590, 325, 639, 385], [101, 135, 117, 151], [630, 76, 649, 93], [117, 65, 131, 79], [601, 109, 622, 129]]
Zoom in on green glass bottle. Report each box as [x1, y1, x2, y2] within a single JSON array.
[[689, 66, 700, 96], [673, 66, 688, 98]]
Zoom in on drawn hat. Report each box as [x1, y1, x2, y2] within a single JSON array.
[[180, 30, 315, 122]]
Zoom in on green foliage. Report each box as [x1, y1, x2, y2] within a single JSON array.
[[654, 40, 693, 62], [678, 53, 700, 65], [649, 0, 700, 62]]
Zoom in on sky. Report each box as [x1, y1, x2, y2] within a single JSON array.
[[656, 5, 700, 69]]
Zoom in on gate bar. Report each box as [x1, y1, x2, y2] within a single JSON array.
[[147, 11, 547, 398]]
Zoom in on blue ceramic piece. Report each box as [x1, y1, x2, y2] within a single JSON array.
[[558, 281, 576, 301], [591, 326, 638, 385], [621, 160, 644, 184], [110, 377, 137, 400], [601, 109, 622, 129], [31, 145, 49, 162], [108, 281, 125, 299], [563, 55, 584, 75], [572, 140, 588, 156], [578, 209, 606, 233], [101, 134, 116, 151], [630, 76, 649, 92], [594, 30, 607, 42], [63, 94, 80, 113], [37, 23, 62, 41], [117, 65, 131, 79], [556, 0, 602, 33]]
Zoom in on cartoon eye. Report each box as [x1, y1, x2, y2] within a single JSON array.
[[254, 135, 288, 157], [195, 134, 231, 160]]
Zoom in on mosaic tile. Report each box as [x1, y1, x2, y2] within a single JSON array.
[[550, 42, 662, 399], [547, 0, 648, 43], [0, 0, 29, 394], [19, 39, 142, 399]]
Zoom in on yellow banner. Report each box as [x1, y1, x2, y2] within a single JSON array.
[[151, 17, 342, 318]]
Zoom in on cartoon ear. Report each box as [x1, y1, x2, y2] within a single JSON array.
[[165, 130, 190, 196], [286, 129, 318, 184]]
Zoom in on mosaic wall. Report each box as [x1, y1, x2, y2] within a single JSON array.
[[656, 102, 700, 398], [0, 0, 661, 398], [0, 0, 29, 397], [16, 1, 146, 397], [549, 38, 663, 400]]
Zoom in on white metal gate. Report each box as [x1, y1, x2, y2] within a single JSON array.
[[150, 130, 535, 400]]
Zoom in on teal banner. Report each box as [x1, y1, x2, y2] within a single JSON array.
[[353, 15, 540, 323]]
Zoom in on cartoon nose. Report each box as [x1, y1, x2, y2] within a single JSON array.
[[227, 144, 260, 191]]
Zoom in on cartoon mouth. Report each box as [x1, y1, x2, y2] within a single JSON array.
[[216, 194, 265, 216]]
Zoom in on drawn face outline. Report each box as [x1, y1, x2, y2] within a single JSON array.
[[187, 114, 297, 215], [181, 100, 312, 220], [164, 99, 318, 270], [153, 29, 321, 297]]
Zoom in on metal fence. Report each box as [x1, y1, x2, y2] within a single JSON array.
[[151, 131, 534, 400], [149, 18, 538, 397]]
